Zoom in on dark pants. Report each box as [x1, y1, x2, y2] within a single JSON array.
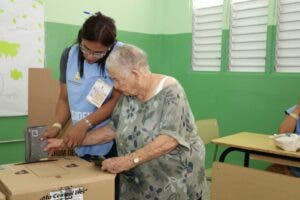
[[104, 139, 118, 158], [80, 140, 119, 200]]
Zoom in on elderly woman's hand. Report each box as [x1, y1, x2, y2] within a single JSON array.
[[101, 155, 134, 174], [44, 138, 65, 156]]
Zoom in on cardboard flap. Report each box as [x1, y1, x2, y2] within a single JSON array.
[[26, 162, 68, 177], [28, 68, 60, 126], [28, 68, 72, 140], [0, 182, 8, 200], [211, 162, 300, 200]]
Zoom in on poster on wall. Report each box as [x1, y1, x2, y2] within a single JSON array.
[[0, 0, 45, 116]]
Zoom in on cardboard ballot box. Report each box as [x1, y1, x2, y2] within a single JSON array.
[[0, 157, 115, 200]]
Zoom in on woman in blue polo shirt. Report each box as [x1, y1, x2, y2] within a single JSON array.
[[43, 12, 122, 159], [278, 104, 300, 177], [268, 104, 300, 177]]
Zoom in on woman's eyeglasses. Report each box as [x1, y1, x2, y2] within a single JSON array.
[[79, 44, 108, 59]]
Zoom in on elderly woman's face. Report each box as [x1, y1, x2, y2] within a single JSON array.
[[108, 67, 138, 96]]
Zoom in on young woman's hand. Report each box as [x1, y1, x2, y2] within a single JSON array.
[[63, 120, 89, 148], [42, 126, 60, 139]]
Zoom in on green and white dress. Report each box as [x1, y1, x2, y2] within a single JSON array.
[[110, 82, 206, 200]]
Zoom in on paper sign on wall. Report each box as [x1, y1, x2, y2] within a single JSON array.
[[0, 0, 45, 116]]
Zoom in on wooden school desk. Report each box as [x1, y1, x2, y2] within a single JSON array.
[[210, 132, 300, 200], [211, 132, 300, 167]]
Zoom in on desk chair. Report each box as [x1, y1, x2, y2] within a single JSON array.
[[196, 119, 219, 181]]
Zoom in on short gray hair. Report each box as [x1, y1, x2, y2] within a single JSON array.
[[106, 44, 149, 73]]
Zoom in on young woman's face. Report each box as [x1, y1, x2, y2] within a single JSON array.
[[80, 39, 109, 64]]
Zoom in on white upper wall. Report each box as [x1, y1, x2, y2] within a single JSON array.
[[45, 0, 193, 34]]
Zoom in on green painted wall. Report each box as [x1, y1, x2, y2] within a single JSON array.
[[0, 0, 161, 164], [45, 22, 300, 169], [0, 117, 26, 163], [1, 0, 300, 171]]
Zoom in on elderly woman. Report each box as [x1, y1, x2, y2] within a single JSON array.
[[46, 44, 206, 200]]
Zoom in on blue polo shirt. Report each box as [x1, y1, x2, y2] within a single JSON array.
[[285, 105, 300, 177]]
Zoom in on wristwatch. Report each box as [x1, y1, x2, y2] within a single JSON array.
[[133, 157, 140, 164], [130, 153, 140, 165], [52, 122, 62, 130]]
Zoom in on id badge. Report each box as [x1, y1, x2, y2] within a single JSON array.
[[86, 79, 113, 108]]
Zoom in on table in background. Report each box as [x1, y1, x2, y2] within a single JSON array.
[[212, 132, 300, 167]]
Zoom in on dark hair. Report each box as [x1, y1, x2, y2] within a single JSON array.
[[77, 12, 117, 77]]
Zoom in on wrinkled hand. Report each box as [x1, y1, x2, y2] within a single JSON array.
[[44, 138, 65, 156], [42, 126, 60, 139], [63, 120, 89, 148], [101, 156, 134, 174]]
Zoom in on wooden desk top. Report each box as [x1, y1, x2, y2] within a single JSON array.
[[212, 132, 300, 158]]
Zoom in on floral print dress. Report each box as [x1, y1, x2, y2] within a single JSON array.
[[109, 82, 206, 200]]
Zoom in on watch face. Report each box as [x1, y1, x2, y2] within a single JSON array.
[[133, 157, 139, 164]]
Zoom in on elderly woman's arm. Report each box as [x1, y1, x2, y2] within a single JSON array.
[[130, 134, 178, 162], [101, 134, 178, 173], [81, 125, 116, 146], [63, 89, 121, 148], [44, 125, 116, 154]]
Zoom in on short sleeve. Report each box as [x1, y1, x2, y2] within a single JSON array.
[[108, 96, 124, 131], [59, 47, 71, 84], [159, 85, 191, 149], [285, 105, 297, 115]]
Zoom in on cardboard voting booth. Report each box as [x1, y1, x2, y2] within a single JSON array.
[[0, 69, 115, 199], [211, 162, 300, 200], [0, 157, 115, 200], [27, 68, 73, 157]]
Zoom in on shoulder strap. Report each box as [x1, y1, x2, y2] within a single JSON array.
[[154, 76, 169, 95]]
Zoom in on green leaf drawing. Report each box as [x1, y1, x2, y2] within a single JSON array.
[[10, 69, 23, 80], [35, 0, 45, 5], [0, 41, 20, 58]]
